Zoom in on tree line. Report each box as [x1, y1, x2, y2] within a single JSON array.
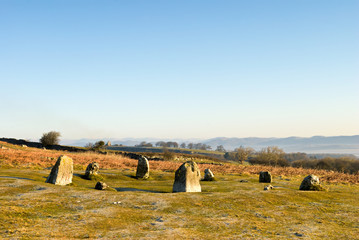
[[39, 131, 358, 174], [135, 141, 212, 150], [224, 146, 359, 174]]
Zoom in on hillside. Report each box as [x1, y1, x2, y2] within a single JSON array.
[[203, 135, 359, 155], [0, 142, 359, 239]]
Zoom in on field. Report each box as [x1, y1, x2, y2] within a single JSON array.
[[1, 142, 359, 239]]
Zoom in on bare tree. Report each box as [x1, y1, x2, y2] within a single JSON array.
[[234, 146, 254, 164], [250, 146, 288, 166]]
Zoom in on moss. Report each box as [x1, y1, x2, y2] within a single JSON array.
[[309, 184, 328, 191], [104, 187, 117, 192]]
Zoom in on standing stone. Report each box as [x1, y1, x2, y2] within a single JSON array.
[[136, 156, 150, 179], [173, 161, 201, 193], [259, 171, 272, 183], [300, 175, 320, 190], [203, 169, 215, 181], [95, 181, 108, 190], [46, 155, 73, 185], [85, 162, 99, 179]]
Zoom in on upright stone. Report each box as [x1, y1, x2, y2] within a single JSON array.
[[300, 175, 320, 190], [173, 161, 201, 193], [203, 169, 215, 181], [85, 162, 99, 179], [259, 171, 272, 183], [136, 156, 150, 179], [46, 155, 73, 185]]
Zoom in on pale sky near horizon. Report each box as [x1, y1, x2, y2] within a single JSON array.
[[1, 0, 358, 141]]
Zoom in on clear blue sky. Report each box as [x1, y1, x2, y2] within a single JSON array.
[[1, 0, 358, 141]]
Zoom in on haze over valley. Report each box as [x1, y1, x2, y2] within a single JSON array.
[[61, 135, 359, 156]]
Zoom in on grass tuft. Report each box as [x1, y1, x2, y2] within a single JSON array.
[[309, 184, 328, 191], [80, 174, 104, 181]]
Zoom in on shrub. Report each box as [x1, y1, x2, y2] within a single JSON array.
[[163, 149, 175, 161], [93, 141, 105, 150], [40, 131, 61, 146], [249, 146, 289, 167], [291, 157, 359, 174]]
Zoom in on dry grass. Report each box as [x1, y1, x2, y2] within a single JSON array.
[[1, 141, 358, 184], [1, 168, 359, 239], [1, 141, 359, 239], [0, 141, 136, 170]]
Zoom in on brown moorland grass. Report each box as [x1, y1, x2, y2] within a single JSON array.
[[1, 141, 358, 184], [1, 141, 359, 239]]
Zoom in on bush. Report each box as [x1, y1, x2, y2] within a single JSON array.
[[163, 149, 175, 161], [224, 152, 236, 161], [40, 131, 61, 146], [292, 157, 359, 174], [93, 141, 105, 150], [249, 146, 289, 167]]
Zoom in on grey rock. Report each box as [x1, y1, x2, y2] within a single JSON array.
[[46, 155, 73, 185], [136, 156, 150, 179], [299, 175, 320, 190], [95, 181, 108, 190], [173, 161, 201, 193], [85, 162, 99, 178], [203, 169, 215, 181], [259, 171, 272, 183]]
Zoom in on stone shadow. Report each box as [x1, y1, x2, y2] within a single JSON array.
[[124, 174, 138, 179], [0, 176, 35, 181], [115, 187, 167, 193]]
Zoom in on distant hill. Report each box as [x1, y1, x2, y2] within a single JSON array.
[[61, 135, 359, 156], [202, 135, 359, 156]]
